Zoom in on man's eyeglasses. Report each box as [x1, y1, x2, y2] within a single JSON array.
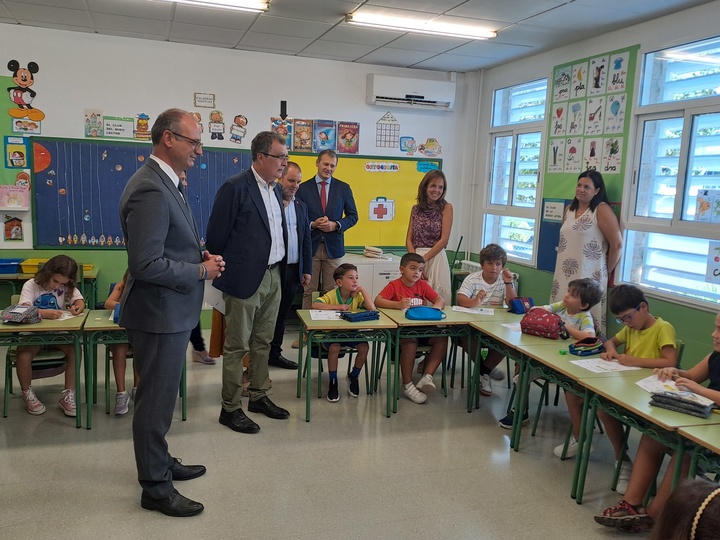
[[261, 152, 289, 161], [170, 131, 203, 152], [615, 304, 642, 324]]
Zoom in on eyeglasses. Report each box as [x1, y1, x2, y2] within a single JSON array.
[[260, 152, 289, 161], [615, 304, 642, 324], [169, 131, 203, 152]]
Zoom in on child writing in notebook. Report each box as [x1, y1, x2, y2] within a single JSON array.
[[595, 313, 720, 534], [16, 254, 85, 417], [104, 269, 140, 416], [312, 263, 375, 402], [374, 252, 447, 404]]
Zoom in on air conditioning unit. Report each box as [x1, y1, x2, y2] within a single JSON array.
[[366, 74, 456, 111]]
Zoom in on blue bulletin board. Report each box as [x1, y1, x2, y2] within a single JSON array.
[[31, 137, 252, 248]]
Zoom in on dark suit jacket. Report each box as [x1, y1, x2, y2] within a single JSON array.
[[206, 168, 288, 299], [295, 176, 358, 259], [118, 158, 203, 333], [289, 198, 312, 284]]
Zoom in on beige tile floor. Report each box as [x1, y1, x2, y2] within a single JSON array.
[[1, 326, 650, 539]]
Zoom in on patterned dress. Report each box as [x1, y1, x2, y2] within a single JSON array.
[[550, 205, 608, 332], [410, 204, 451, 305]]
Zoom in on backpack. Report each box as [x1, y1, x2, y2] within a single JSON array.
[[520, 309, 569, 340], [2, 304, 42, 324]]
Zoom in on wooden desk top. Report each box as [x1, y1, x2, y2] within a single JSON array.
[[521, 345, 645, 381], [0, 310, 88, 334], [469, 321, 567, 350], [678, 424, 720, 454], [580, 370, 720, 430], [83, 310, 124, 331], [296, 310, 397, 331], [379, 307, 520, 327]]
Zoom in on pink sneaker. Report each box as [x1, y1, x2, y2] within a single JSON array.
[[58, 389, 76, 417], [192, 350, 216, 365], [22, 387, 46, 415]]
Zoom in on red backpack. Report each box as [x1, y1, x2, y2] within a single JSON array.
[[520, 309, 569, 340]]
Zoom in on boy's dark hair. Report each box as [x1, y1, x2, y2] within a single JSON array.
[[400, 253, 425, 267], [333, 263, 357, 281], [568, 278, 603, 310], [609, 284, 649, 314], [34, 254, 78, 297], [479, 243, 507, 266]]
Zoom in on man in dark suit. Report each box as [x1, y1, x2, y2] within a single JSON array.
[[269, 161, 312, 369], [206, 131, 291, 434], [296, 149, 358, 309], [119, 108, 224, 517]]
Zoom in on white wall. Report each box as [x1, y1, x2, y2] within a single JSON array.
[[465, 0, 720, 255], [0, 24, 466, 249]]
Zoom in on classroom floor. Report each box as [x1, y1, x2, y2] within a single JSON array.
[[1, 323, 652, 539]]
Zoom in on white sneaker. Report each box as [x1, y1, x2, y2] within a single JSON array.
[[403, 383, 427, 404], [489, 367, 506, 381], [616, 461, 633, 495], [416, 374, 436, 393], [553, 436, 595, 459], [22, 386, 46, 415], [479, 374, 492, 396], [115, 392, 130, 415], [58, 388, 76, 417]]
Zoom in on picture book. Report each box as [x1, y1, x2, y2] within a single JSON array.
[[312, 119, 336, 153]]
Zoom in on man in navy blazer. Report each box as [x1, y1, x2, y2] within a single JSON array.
[[119, 108, 224, 517], [206, 131, 291, 434], [295, 149, 358, 309], [269, 161, 312, 369]]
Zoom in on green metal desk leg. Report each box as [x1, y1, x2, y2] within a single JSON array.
[[575, 399, 599, 504], [671, 444, 686, 490], [571, 388, 592, 500], [74, 335, 82, 428], [296, 328, 304, 398], [510, 357, 530, 451], [305, 331, 314, 422]]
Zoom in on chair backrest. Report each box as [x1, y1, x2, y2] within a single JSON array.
[[676, 339, 685, 368], [10, 294, 19, 304]]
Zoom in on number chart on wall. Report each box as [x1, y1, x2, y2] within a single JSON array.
[[31, 137, 252, 248]]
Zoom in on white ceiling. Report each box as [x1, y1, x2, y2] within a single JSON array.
[[0, 0, 715, 72]]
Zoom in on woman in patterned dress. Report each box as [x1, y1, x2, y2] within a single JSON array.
[[406, 170, 453, 304], [551, 170, 622, 332]]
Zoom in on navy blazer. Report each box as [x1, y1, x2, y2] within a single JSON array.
[[118, 159, 204, 333], [288, 198, 312, 284], [295, 176, 358, 259], [206, 168, 288, 299]]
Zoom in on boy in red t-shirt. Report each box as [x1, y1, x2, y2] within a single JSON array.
[[375, 253, 447, 404]]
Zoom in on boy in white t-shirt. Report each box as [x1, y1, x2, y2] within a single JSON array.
[[457, 243, 517, 396]]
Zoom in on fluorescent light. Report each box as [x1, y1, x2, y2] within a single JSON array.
[[346, 12, 496, 40], [148, 0, 269, 13]]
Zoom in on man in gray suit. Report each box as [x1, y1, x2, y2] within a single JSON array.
[[119, 108, 224, 517]]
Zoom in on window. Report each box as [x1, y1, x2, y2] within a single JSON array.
[[622, 36, 720, 306], [484, 79, 547, 262]]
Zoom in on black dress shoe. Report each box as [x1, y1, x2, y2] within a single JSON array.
[[248, 395, 290, 419], [170, 458, 206, 481], [219, 408, 260, 433], [140, 489, 204, 517], [268, 355, 298, 370]]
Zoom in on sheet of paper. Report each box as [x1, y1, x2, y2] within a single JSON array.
[[309, 310, 342, 320], [635, 374, 679, 394], [56, 311, 78, 321], [569, 358, 641, 373], [502, 322, 521, 332], [452, 305, 495, 315]]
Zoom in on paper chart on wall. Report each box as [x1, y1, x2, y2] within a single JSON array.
[[607, 52, 630, 93], [584, 96, 605, 136], [602, 137, 623, 173], [564, 137, 583, 173], [588, 55, 608, 96], [551, 105, 568, 136], [567, 101, 585, 136], [604, 94, 627, 134], [553, 66, 572, 102], [547, 139, 566, 173], [583, 138, 602, 171], [570, 62, 589, 100]]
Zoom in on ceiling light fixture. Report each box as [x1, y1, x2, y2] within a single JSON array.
[[149, 0, 269, 13], [345, 12, 496, 40]]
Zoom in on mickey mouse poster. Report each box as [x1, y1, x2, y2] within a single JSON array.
[[7, 60, 45, 122]]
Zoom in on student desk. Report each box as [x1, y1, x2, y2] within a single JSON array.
[[295, 310, 396, 421], [83, 310, 188, 429], [1, 311, 88, 428], [678, 424, 720, 478], [575, 371, 720, 504]]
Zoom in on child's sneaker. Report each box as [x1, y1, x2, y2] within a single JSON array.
[[327, 379, 340, 402], [58, 389, 76, 417], [416, 374, 436, 393], [347, 376, 359, 398], [192, 349, 215, 365], [498, 408, 528, 429], [616, 461, 633, 495], [479, 374, 492, 396], [115, 392, 130, 416], [22, 386, 46, 415], [553, 435, 595, 459], [403, 382, 427, 404], [489, 367, 506, 381]]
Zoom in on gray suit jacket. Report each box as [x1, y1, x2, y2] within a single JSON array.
[[118, 158, 204, 333]]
